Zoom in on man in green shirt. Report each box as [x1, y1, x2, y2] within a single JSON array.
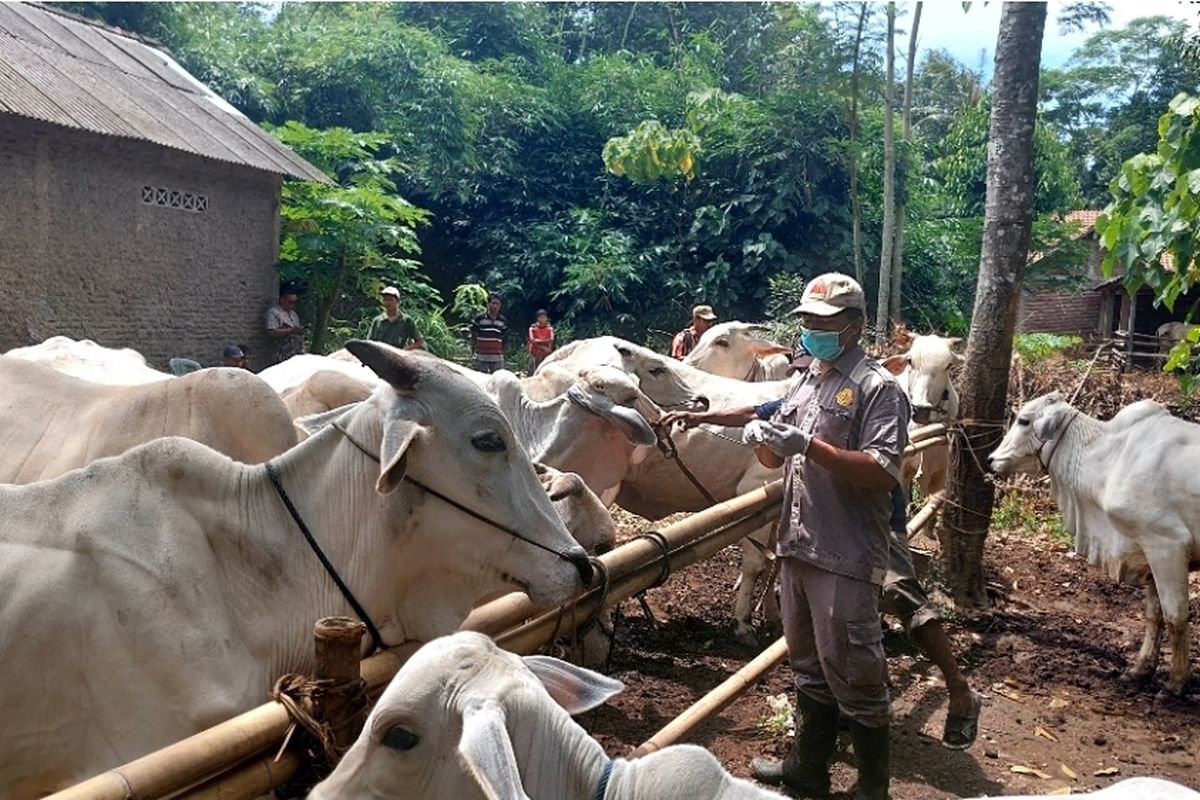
[[367, 286, 424, 350]]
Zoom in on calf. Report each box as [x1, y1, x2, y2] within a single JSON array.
[[310, 632, 786, 800]]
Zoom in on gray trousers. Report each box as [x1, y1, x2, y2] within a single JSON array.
[[780, 557, 891, 728], [881, 526, 940, 634]]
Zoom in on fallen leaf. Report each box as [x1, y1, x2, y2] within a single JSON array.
[[993, 686, 1023, 703], [1048, 788, 1073, 796], [1003, 675, 1025, 689], [1061, 764, 1079, 780], [1091, 706, 1126, 717], [1094, 767, 1121, 777], [1035, 725, 1059, 741], [1011, 765, 1052, 779]]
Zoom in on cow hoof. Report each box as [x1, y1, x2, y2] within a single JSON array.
[[1122, 664, 1154, 684], [735, 627, 759, 647], [1165, 678, 1188, 697]]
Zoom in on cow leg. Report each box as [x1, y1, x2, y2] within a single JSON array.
[[735, 536, 766, 646], [1145, 551, 1191, 695], [1126, 577, 1163, 682]]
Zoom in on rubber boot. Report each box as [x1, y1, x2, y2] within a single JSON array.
[[751, 693, 839, 796], [847, 720, 890, 800]]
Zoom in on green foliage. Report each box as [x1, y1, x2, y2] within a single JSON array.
[[1013, 333, 1083, 363], [603, 121, 699, 184], [271, 122, 432, 353], [991, 491, 1073, 547], [1097, 91, 1200, 384]]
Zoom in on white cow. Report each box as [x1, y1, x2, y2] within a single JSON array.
[[539, 336, 796, 645], [310, 632, 787, 800], [4, 335, 171, 384], [488, 366, 659, 503], [281, 368, 376, 418], [684, 321, 793, 381], [883, 334, 961, 498], [257, 352, 382, 393], [0, 342, 590, 797], [0, 356, 299, 482], [989, 392, 1200, 694], [974, 778, 1200, 800]]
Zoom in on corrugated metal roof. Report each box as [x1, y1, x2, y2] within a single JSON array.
[[0, 3, 329, 183]]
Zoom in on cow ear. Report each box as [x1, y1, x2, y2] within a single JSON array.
[[377, 417, 422, 494], [522, 655, 624, 715], [881, 354, 909, 375], [546, 473, 583, 502], [345, 340, 419, 391], [458, 699, 531, 800], [294, 406, 356, 437], [1033, 412, 1059, 442], [753, 342, 793, 357]]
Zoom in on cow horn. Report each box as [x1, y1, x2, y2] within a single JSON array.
[[345, 340, 419, 391]]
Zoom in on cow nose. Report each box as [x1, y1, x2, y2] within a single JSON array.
[[692, 395, 710, 412], [912, 407, 932, 424], [567, 549, 594, 586]]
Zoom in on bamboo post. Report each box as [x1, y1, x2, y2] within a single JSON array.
[[312, 616, 367, 752], [630, 637, 790, 758], [907, 422, 946, 444], [907, 490, 946, 540], [905, 436, 947, 457], [49, 481, 784, 800]]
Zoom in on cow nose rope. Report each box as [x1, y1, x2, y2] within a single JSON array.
[[653, 423, 719, 505], [329, 420, 593, 585]]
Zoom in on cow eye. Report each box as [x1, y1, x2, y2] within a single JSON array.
[[382, 725, 420, 751], [648, 367, 665, 377], [715, 339, 729, 347], [1016, 418, 1030, 427], [471, 431, 507, 452]]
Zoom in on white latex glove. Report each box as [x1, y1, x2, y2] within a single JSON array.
[[743, 419, 811, 457]]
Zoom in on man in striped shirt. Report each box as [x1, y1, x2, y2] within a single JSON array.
[[470, 293, 509, 373]]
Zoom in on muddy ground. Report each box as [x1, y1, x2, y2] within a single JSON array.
[[577, 509, 1200, 799]]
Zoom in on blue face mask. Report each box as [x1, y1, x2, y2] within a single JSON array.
[[800, 324, 851, 362]]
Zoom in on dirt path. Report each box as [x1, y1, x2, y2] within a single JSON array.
[[581, 518, 1200, 798]]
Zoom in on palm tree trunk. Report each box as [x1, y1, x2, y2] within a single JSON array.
[[942, 1, 1047, 607]]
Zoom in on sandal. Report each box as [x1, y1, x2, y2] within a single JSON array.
[[941, 689, 982, 751]]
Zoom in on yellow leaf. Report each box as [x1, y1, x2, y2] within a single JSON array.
[[1003, 675, 1025, 689], [1061, 764, 1079, 780], [1035, 725, 1059, 742], [1011, 765, 1052, 779], [1094, 767, 1121, 777], [679, 153, 694, 176]]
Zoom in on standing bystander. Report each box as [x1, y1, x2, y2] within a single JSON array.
[[470, 293, 508, 373], [670, 304, 717, 359], [265, 286, 305, 364], [367, 286, 424, 350], [527, 308, 555, 372]]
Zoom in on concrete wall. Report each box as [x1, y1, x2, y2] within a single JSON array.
[[0, 115, 284, 369]]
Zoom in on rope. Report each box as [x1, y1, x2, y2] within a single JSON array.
[[633, 530, 674, 588], [271, 673, 369, 767], [654, 425, 719, 505]]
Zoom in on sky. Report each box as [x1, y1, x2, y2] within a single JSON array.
[[913, 0, 1199, 79]]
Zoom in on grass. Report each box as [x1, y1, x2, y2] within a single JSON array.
[[992, 490, 1073, 548], [756, 693, 794, 736]]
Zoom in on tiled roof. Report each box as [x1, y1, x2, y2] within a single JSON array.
[[0, 3, 329, 183]]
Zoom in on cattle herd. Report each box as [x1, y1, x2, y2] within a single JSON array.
[[0, 330, 1196, 799]]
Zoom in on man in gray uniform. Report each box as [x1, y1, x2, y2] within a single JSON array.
[[663, 273, 907, 799]]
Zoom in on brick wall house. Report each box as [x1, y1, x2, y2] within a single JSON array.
[[0, 3, 327, 369], [1016, 210, 1114, 338]]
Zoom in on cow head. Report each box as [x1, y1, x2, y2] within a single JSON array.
[[302, 342, 591, 639], [989, 391, 1073, 476], [887, 335, 962, 425], [567, 365, 661, 446], [612, 340, 709, 411], [536, 463, 617, 555], [683, 321, 791, 380], [309, 632, 624, 800]]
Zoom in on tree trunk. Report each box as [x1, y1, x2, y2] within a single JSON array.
[[848, 5, 868, 287], [310, 252, 350, 354], [889, 2, 921, 325], [874, 4, 896, 344], [941, 1, 1047, 607]]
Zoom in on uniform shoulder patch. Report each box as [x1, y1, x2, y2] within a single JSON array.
[[835, 387, 854, 407]]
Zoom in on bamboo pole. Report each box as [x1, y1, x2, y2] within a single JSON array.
[[630, 637, 790, 758], [49, 481, 784, 800], [907, 490, 946, 540], [906, 435, 947, 456], [907, 422, 946, 444]]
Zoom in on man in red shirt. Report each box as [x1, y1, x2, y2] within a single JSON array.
[[527, 309, 555, 372]]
